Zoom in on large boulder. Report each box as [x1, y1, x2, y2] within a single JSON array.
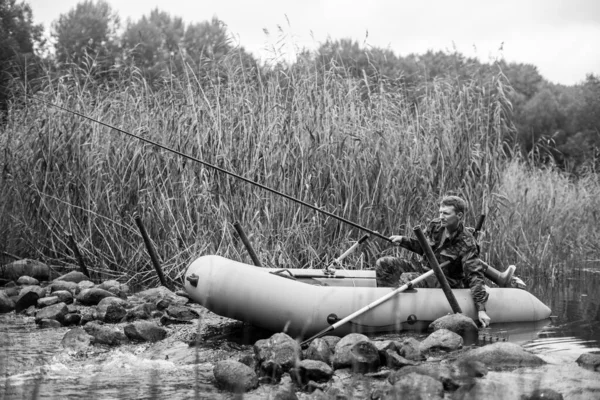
[[97, 297, 129, 323], [303, 337, 335, 365], [429, 313, 479, 344], [0, 259, 50, 281], [124, 320, 167, 342], [84, 321, 128, 346], [0, 291, 15, 313], [331, 333, 380, 373], [419, 328, 463, 354], [15, 286, 46, 313], [76, 288, 115, 306], [456, 342, 546, 370], [35, 302, 69, 325], [395, 337, 425, 361], [576, 352, 600, 372], [55, 271, 89, 283], [254, 333, 302, 382], [61, 327, 94, 352], [214, 360, 259, 392]]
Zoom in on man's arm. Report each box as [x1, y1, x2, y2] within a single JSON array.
[[462, 252, 491, 327]]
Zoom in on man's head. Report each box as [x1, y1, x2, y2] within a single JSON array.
[[438, 196, 467, 232]]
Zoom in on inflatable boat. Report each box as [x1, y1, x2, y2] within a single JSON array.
[[184, 255, 552, 338]]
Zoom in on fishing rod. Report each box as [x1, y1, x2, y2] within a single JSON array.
[[30, 96, 392, 242]]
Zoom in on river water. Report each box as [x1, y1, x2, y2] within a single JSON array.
[[1, 268, 599, 399]]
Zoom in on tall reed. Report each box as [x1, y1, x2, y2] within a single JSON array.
[[1, 53, 595, 287]]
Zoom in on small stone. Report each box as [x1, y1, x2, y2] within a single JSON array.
[[37, 296, 59, 308], [55, 271, 89, 283], [38, 318, 63, 329], [16, 276, 39, 286]]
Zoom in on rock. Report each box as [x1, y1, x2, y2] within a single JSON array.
[[35, 302, 68, 324], [124, 320, 167, 342], [451, 379, 520, 399], [331, 333, 370, 370], [386, 372, 444, 400], [48, 281, 78, 295], [3, 286, 19, 297], [457, 342, 546, 371], [37, 296, 59, 308], [419, 328, 463, 354], [61, 327, 94, 352], [98, 280, 129, 299], [331, 334, 380, 373], [452, 359, 488, 378], [52, 290, 74, 304], [38, 318, 63, 329], [291, 359, 333, 386], [0, 259, 50, 281], [389, 363, 458, 391], [575, 352, 600, 372], [55, 271, 89, 283], [429, 313, 479, 343], [16, 276, 39, 286], [213, 359, 259, 392], [384, 349, 419, 369], [15, 285, 46, 313], [0, 290, 15, 313], [84, 321, 128, 346], [125, 303, 154, 321], [523, 388, 564, 400], [396, 337, 424, 361], [77, 280, 95, 292], [254, 332, 302, 374], [303, 337, 334, 365], [97, 297, 128, 323], [135, 286, 184, 308], [76, 288, 115, 306], [165, 305, 199, 322], [63, 313, 82, 326]]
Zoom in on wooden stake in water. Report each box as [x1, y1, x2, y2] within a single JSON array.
[[134, 215, 169, 288]]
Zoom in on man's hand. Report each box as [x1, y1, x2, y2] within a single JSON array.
[[478, 310, 491, 327], [389, 235, 404, 245]]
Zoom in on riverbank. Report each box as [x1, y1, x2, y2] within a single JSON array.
[[2, 301, 600, 399], [1, 259, 600, 399]]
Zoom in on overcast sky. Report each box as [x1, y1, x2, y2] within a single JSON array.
[[28, 0, 600, 86]]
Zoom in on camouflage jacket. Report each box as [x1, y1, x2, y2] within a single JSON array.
[[398, 219, 489, 311]]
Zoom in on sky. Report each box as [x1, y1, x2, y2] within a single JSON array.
[[27, 0, 600, 86]]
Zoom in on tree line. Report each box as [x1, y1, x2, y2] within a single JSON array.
[[1, 0, 598, 174]]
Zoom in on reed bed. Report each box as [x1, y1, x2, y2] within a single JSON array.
[[0, 54, 597, 287]]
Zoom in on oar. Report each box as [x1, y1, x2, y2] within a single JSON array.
[[323, 234, 369, 273], [300, 268, 436, 346]]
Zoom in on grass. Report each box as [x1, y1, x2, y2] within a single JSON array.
[[0, 53, 598, 288]]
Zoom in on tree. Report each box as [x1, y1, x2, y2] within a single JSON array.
[[0, 0, 44, 117], [52, 0, 119, 68], [183, 17, 231, 67], [121, 8, 184, 81]]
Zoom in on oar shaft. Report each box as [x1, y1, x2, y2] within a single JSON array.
[[413, 226, 462, 314], [300, 269, 436, 346], [330, 269, 435, 330]]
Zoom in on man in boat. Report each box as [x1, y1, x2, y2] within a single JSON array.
[[375, 195, 491, 327]]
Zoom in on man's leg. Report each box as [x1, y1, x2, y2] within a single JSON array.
[[375, 256, 420, 288]]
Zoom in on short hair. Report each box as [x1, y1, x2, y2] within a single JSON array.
[[440, 195, 467, 215]]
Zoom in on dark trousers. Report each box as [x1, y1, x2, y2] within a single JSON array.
[[375, 256, 448, 288]]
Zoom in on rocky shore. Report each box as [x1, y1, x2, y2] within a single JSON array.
[[2, 258, 600, 399]]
